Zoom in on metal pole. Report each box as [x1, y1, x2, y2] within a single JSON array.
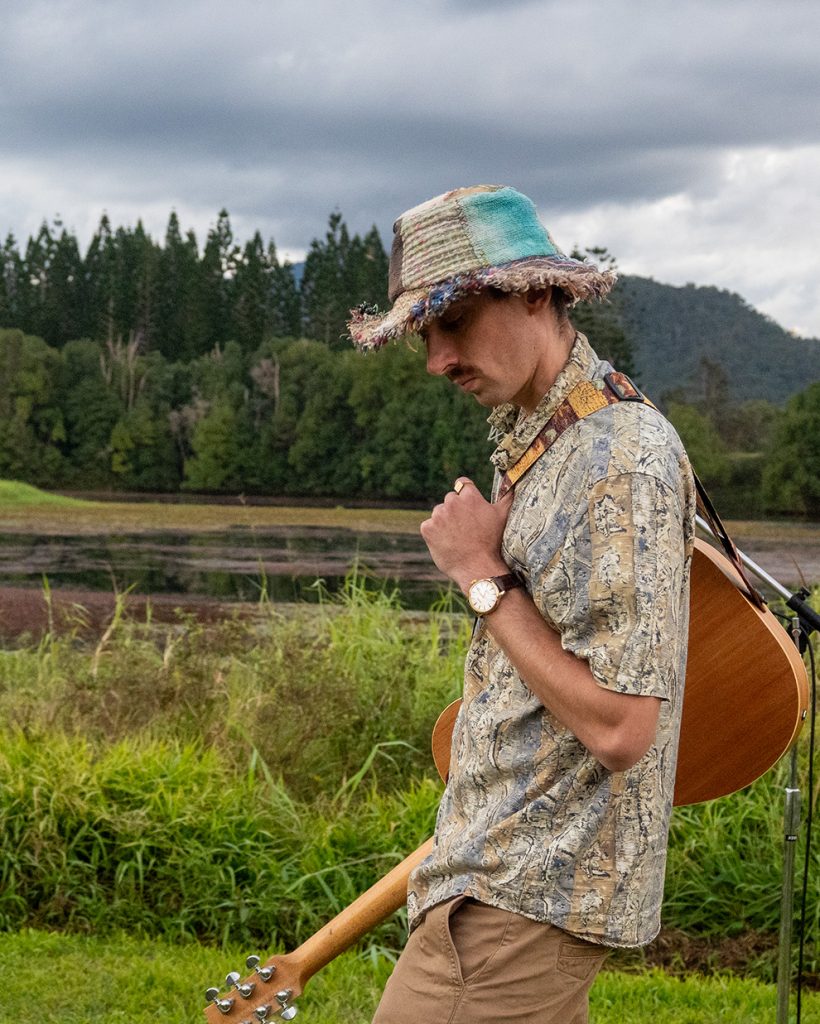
[[695, 515, 790, 600], [776, 752, 800, 1024]]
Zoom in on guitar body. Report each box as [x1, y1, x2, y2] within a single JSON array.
[[433, 538, 809, 806], [678, 538, 807, 803]]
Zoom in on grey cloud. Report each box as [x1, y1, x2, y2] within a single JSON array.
[[1, 0, 819, 337]]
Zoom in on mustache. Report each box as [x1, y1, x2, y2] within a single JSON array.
[[446, 365, 477, 384]]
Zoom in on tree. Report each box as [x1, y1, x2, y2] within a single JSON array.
[[719, 399, 778, 453], [270, 247, 302, 339], [41, 224, 85, 346], [21, 223, 53, 341], [300, 212, 349, 346], [57, 338, 123, 486], [155, 212, 202, 361], [233, 232, 273, 351], [762, 382, 820, 516], [288, 351, 362, 495], [182, 399, 251, 492], [300, 213, 389, 349], [196, 209, 238, 352], [570, 248, 634, 375], [0, 329, 66, 484], [84, 214, 117, 344], [110, 396, 179, 491], [665, 401, 731, 486], [246, 339, 336, 493], [0, 234, 24, 328]]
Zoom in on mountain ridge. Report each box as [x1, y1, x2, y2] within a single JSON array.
[[615, 275, 820, 406]]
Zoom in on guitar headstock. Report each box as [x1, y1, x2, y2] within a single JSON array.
[[203, 952, 303, 1022]]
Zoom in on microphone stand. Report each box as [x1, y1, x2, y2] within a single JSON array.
[[695, 515, 818, 1024]]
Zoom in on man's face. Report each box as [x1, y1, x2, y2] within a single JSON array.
[[420, 291, 547, 411]]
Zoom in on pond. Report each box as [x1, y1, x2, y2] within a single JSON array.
[[0, 515, 817, 629], [0, 525, 450, 610]]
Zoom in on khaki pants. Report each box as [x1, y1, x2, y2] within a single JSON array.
[[372, 897, 607, 1024]]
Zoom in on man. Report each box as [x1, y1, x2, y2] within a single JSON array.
[[349, 186, 695, 1023]]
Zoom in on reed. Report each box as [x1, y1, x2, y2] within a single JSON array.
[[0, 571, 469, 798]]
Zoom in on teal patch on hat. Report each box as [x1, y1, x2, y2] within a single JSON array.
[[461, 187, 557, 265]]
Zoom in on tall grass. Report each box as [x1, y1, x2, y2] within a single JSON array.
[[0, 575, 817, 981], [0, 730, 441, 948], [0, 573, 469, 798]]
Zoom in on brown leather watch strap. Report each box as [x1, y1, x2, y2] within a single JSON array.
[[491, 573, 523, 593]]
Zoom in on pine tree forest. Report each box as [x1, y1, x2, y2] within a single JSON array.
[[0, 209, 815, 513]]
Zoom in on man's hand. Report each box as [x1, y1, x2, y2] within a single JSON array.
[[420, 477, 514, 593]]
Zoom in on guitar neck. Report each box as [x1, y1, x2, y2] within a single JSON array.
[[292, 836, 434, 982], [204, 837, 433, 1022]]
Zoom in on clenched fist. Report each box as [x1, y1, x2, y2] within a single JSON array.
[[420, 477, 514, 593]]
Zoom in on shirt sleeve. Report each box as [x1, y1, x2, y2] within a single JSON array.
[[531, 471, 690, 700]]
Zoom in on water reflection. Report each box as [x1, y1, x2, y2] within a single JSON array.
[[0, 527, 449, 609]]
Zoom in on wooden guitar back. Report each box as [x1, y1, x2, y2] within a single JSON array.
[[678, 539, 807, 803]]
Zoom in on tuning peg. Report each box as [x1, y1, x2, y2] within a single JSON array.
[[252, 999, 297, 1022], [276, 990, 297, 1020], [205, 986, 235, 1015], [226, 970, 256, 998], [246, 954, 276, 983]]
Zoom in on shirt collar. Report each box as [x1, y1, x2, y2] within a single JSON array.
[[488, 333, 605, 473]]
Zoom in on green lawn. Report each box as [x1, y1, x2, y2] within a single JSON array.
[[1, 929, 816, 1024], [0, 479, 92, 507]]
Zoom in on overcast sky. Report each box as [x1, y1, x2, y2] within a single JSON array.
[[2, 0, 819, 337]]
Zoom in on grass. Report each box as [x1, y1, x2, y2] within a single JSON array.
[[1, 929, 818, 1024], [0, 575, 817, 984], [1, 723, 816, 976], [2, 479, 820, 545], [0, 479, 92, 507], [0, 728, 444, 946], [0, 481, 427, 534], [0, 572, 817, 1008], [0, 578, 469, 795]]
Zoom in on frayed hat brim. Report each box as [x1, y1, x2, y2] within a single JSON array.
[[348, 256, 617, 351]]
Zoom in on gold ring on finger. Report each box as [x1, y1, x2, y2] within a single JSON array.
[[454, 480, 466, 494]]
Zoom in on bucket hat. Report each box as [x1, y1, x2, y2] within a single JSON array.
[[348, 184, 616, 350]]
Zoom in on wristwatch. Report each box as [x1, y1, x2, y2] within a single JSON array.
[[467, 573, 522, 616]]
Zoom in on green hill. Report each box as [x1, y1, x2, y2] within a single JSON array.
[[616, 276, 820, 405]]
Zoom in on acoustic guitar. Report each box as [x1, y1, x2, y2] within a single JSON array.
[[203, 536, 809, 1022]]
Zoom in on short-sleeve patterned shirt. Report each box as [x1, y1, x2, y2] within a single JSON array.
[[407, 333, 695, 947]]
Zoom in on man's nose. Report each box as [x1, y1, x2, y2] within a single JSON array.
[[425, 332, 458, 377]]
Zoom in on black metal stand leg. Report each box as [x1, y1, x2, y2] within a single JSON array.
[[776, 618, 805, 1024]]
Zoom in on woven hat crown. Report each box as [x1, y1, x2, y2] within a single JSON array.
[[348, 184, 616, 351], [388, 185, 558, 302]]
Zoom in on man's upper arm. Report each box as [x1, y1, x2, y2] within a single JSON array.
[[533, 470, 691, 701]]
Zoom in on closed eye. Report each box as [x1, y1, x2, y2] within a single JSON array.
[[439, 314, 464, 333]]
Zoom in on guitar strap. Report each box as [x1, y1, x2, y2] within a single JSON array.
[[496, 369, 766, 611]]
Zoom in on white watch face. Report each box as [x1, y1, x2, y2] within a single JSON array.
[[469, 579, 500, 614]]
